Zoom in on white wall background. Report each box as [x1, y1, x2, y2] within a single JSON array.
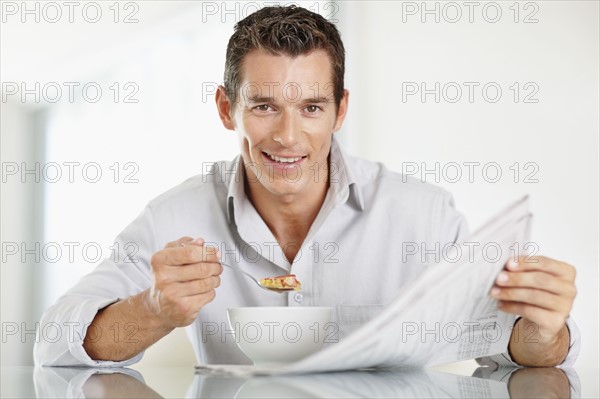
[[1, 0, 597, 385], [1, 101, 40, 366]]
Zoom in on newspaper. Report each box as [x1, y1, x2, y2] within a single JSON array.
[[197, 196, 531, 376]]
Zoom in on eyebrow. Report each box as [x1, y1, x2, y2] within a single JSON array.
[[300, 97, 335, 104], [246, 96, 334, 104], [246, 96, 275, 104]]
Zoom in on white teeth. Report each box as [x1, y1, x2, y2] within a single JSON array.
[[265, 153, 302, 163]]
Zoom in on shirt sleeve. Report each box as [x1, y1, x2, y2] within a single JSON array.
[[476, 316, 581, 368], [435, 191, 470, 246], [34, 206, 157, 367]]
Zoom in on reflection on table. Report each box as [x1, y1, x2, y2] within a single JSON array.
[[30, 365, 580, 398], [33, 367, 162, 398]]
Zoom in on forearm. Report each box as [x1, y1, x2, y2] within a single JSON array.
[[508, 318, 570, 367], [83, 289, 173, 361]]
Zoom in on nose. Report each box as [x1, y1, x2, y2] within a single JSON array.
[[272, 111, 299, 147]]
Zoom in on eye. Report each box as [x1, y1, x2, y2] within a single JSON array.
[[253, 104, 273, 112], [304, 105, 322, 113]]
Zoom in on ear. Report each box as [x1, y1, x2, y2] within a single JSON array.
[[216, 85, 236, 131], [333, 89, 349, 133]]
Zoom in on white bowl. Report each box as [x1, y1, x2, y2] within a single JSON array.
[[227, 307, 334, 366]]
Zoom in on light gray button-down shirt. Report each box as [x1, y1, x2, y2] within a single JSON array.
[[34, 137, 580, 368]]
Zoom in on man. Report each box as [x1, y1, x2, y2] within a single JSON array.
[[34, 6, 578, 367]]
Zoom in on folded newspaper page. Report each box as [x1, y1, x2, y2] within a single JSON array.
[[197, 196, 531, 376]]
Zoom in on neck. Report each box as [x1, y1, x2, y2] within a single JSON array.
[[245, 163, 329, 261]]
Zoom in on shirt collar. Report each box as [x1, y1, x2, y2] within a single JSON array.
[[225, 135, 365, 225], [328, 135, 365, 212]]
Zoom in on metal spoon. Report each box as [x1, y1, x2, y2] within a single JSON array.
[[220, 262, 297, 293]]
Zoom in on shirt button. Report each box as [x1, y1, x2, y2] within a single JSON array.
[[294, 293, 303, 303]]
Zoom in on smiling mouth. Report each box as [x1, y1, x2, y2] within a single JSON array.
[[262, 151, 307, 164]]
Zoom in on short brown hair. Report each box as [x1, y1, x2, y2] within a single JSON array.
[[224, 5, 345, 108]]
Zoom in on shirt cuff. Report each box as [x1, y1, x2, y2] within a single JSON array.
[[35, 297, 145, 367], [476, 316, 580, 368]]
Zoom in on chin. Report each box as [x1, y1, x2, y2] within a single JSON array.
[[263, 179, 306, 197]]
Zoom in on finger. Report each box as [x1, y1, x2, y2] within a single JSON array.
[[161, 262, 223, 283], [154, 244, 220, 267], [166, 276, 221, 297], [495, 271, 577, 297], [182, 237, 206, 247], [496, 301, 566, 334], [506, 256, 576, 281], [165, 237, 200, 249], [490, 287, 572, 314]]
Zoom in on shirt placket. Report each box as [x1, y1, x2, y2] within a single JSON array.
[[287, 239, 314, 307]]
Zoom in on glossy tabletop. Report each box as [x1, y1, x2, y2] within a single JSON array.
[[1, 364, 597, 398]]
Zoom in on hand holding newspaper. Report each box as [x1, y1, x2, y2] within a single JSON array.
[[198, 196, 531, 376]]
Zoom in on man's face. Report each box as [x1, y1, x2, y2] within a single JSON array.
[[220, 49, 348, 202]]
